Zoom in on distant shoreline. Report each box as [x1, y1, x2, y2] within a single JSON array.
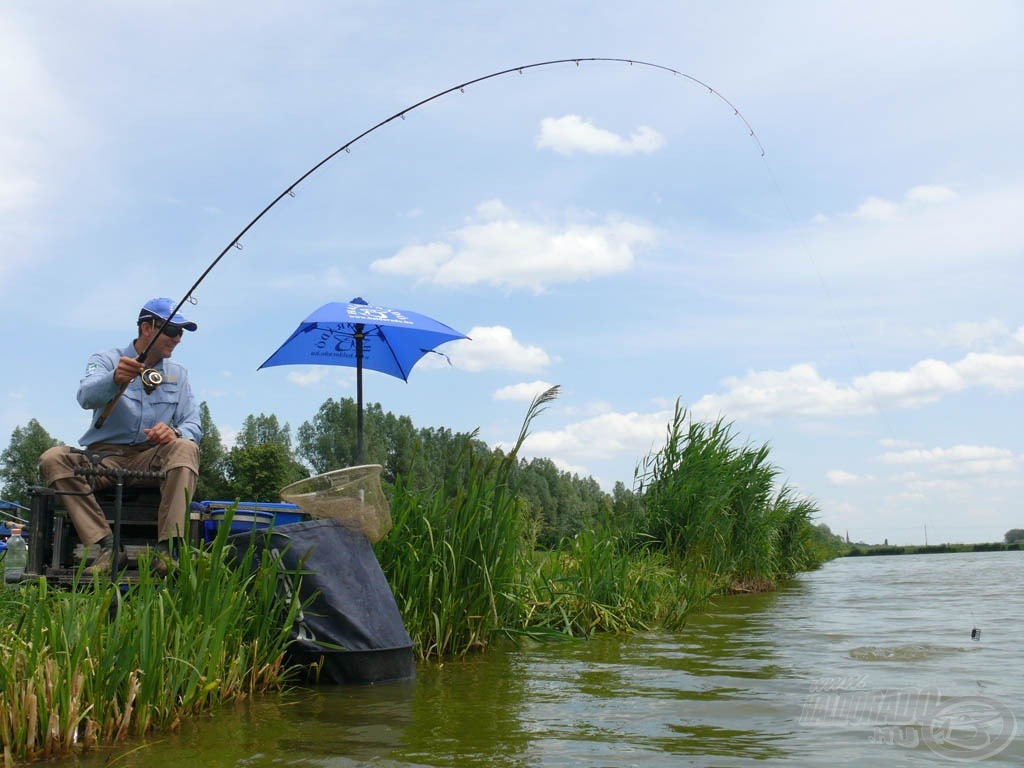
[[842, 542, 1021, 557]]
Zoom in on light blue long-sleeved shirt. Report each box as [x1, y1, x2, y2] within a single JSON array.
[[76, 342, 203, 447]]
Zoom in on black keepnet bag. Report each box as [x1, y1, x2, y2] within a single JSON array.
[[230, 518, 415, 684]]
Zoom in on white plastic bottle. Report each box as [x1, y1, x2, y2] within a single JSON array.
[[4, 527, 28, 583]]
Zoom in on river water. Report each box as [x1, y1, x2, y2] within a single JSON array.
[[68, 551, 1022, 767]]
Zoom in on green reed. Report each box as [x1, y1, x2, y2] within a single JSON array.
[[2, 395, 827, 762], [522, 527, 688, 636], [0, 512, 303, 765], [636, 401, 822, 607], [377, 391, 825, 659], [376, 388, 562, 659]]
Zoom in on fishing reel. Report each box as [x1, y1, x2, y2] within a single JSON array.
[[140, 368, 163, 394]]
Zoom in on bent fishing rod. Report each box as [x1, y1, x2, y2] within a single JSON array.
[[95, 56, 764, 427]]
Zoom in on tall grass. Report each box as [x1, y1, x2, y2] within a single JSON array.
[[2, 395, 829, 762], [521, 527, 688, 636], [377, 388, 717, 657], [0, 515, 303, 765], [374, 388, 560, 659], [635, 401, 822, 607], [377, 392, 826, 658]]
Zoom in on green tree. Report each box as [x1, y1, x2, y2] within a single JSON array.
[[406, 425, 490, 490], [508, 456, 614, 548], [609, 480, 641, 531], [196, 402, 231, 501], [296, 397, 422, 484], [811, 523, 849, 555], [296, 398, 358, 474], [376, 408, 418, 482], [236, 413, 294, 450], [508, 457, 554, 545], [1005, 528, 1024, 545], [0, 419, 63, 505], [225, 443, 308, 501], [224, 413, 308, 501]]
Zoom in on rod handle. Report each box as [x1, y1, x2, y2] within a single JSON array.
[[94, 384, 128, 428]]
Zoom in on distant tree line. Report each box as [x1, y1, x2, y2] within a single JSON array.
[[0, 398, 635, 548]]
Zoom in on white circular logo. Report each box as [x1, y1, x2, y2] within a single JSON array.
[[924, 695, 1017, 762]]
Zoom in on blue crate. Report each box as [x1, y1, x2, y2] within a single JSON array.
[[198, 500, 307, 543]]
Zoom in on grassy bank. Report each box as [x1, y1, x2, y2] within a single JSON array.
[[375, 392, 829, 659], [843, 541, 1021, 557], [0, 523, 302, 766], [1, 390, 829, 763]]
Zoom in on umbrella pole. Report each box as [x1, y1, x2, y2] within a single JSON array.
[[355, 325, 365, 465]]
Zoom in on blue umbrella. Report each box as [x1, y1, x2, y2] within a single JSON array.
[[259, 297, 468, 463]]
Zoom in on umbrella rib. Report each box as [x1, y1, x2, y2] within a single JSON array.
[[376, 326, 412, 382]]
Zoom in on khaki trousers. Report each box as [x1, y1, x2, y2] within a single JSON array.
[[39, 440, 200, 546]]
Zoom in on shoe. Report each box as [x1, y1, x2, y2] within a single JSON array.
[[84, 546, 128, 576], [150, 545, 177, 578], [151, 553, 169, 577]]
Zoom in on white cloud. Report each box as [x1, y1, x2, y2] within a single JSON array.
[[286, 367, 330, 386], [692, 363, 869, 420], [548, 456, 595, 479], [522, 409, 672, 462], [854, 359, 965, 408], [878, 444, 1021, 475], [369, 242, 453, 280], [854, 196, 901, 222], [476, 199, 511, 219], [691, 345, 1024, 421], [493, 380, 557, 401], [854, 184, 957, 222], [447, 326, 553, 373], [843, 185, 954, 222], [826, 470, 864, 485], [943, 319, 1009, 350], [371, 201, 654, 292], [905, 185, 958, 204], [954, 352, 1024, 391], [536, 114, 665, 156]]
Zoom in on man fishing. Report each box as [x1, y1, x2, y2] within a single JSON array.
[[39, 298, 203, 575]]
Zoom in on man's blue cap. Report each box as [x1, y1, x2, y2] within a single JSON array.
[[138, 297, 198, 331]]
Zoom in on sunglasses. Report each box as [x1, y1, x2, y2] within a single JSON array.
[[150, 322, 183, 338]]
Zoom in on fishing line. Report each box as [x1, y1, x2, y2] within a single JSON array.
[[748, 131, 911, 553], [757, 159, 899, 442], [95, 57, 764, 426]]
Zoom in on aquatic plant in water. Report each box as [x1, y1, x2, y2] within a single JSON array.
[[0, 513, 304, 765]]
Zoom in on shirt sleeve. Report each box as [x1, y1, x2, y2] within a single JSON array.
[[77, 350, 121, 410]]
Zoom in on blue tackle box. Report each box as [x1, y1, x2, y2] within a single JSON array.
[[197, 500, 308, 543]]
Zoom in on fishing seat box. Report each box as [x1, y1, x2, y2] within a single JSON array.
[[28, 485, 205, 574]]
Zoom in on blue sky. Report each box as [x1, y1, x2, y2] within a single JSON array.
[[2, 1, 1021, 544]]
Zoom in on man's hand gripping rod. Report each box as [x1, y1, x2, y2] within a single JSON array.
[[94, 309, 183, 428]]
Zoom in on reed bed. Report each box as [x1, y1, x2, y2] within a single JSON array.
[[521, 528, 689, 636], [636, 402, 822, 607], [0, 515, 304, 766], [374, 391, 558, 659], [1, 393, 827, 763], [376, 390, 824, 659]]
